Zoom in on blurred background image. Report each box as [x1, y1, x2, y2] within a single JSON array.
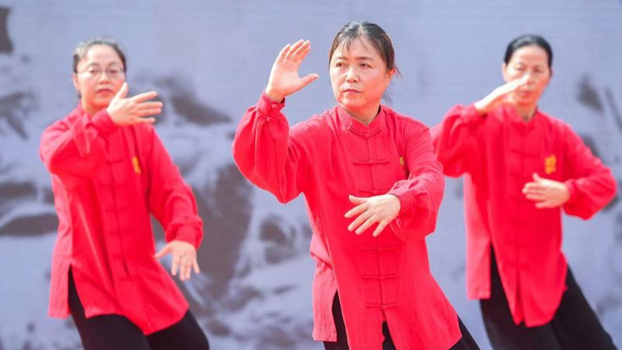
[[0, 1, 620, 349]]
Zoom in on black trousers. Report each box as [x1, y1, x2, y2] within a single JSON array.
[[68, 270, 210, 350], [323, 294, 481, 350], [480, 251, 617, 350]]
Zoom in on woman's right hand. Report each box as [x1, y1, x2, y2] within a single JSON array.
[[474, 75, 529, 115], [265, 40, 319, 103], [106, 82, 163, 125]]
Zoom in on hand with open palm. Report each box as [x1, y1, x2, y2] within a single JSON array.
[[106, 82, 163, 125], [345, 194, 401, 237], [522, 173, 570, 209], [474, 75, 529, 115], [265, 40, 319, 103]]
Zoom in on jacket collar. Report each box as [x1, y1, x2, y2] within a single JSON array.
[[337, 105, 386, 138]]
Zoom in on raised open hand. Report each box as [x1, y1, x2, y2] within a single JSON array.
[[106, 82, 163, 125], [265, 40, 319, 103], [474, 75, 529, 115]]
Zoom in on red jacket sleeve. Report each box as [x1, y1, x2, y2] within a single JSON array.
[[561, 124, 617, 219], [143, 126, 204, 248], [387, 121, 445, 241], [39, 109, 118, 188], [432, 104, 485, 177], [232, 93, 311, 203]]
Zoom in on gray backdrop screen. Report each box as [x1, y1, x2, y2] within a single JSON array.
[[0, 1, 620, 349]]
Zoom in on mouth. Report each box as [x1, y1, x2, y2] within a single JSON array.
[[342, 88, 360, 94], [96, 88, 114, 94], [516, 89, 534, 96]]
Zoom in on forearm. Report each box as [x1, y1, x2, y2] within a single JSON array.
[[232, 93, 308, 203], [432, 104, 484, 177], [40, 109, 117, 180]]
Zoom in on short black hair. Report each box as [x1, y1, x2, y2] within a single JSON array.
[[73, 37, 127, 73], [328, 21, 397, 73], [504, 34, 553, 68]]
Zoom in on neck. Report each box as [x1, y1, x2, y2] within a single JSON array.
[[81, 101, 102, 117], [344, 105, 381, 126], [515, 103, 537, 122]]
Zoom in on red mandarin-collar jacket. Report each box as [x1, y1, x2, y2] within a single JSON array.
[[233, 94, 461, 350], [40, 104, 203, 334], [432, 104, 617, 327]]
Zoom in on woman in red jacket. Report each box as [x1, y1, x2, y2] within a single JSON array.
[[40, 38, 210, 350], [233, 22, 479, 350], [433, 34, 618, 349]]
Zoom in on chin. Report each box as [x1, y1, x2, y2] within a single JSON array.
[[513, 95, 536, 106], [95, 97, 113, 107], [339, 99, 361, 110]]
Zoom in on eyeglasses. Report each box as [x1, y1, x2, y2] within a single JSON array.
[[77, 66, 125, 80]]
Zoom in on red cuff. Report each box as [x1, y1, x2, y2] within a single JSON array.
[[388, 217, 404, 237], [462, 104, 487, 123], [257, 92, 286, 119], [564, 179, 578, 204], [173, 227, 201, 249], [387, 183, 421, 216]]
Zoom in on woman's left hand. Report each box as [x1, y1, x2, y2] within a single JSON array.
[[522, 173, 570, 208], [155, 240, 200, 281], [345, 195, 401, 237]]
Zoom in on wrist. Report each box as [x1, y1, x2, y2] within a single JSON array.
[[562, 184, 571, 203], [91, 109, 119, 136], [473, 99, 489, 115], [265, 87, 285, 103], [105, 107, 119, 125], [387, 194, 402, 213]]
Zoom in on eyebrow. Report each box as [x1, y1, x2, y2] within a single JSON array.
[[333, 55, 375, 61], [84, 62, 123, 68], [513, 61, 546, 67]]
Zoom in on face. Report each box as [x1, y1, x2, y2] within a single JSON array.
[[72, 45, 125, 114], [329, 36, 395, 122], [502, 45, 552, 108]]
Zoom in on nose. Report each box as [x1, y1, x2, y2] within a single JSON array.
[[98, 70, 112, 83], [345, 66, 358, 83], [523, 71, 536, 84]]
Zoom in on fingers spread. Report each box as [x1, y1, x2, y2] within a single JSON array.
[[132, 91, 158, 103], [525, 193, 546, 202], [356, 215, 378, 235], [140, 101, 164, 110], [345, 202, 367, 218], [277, 44, 292, 62], [297, 44, 312, 62], [192, 259, 200, 274], [137, 108, 162, 118], [301, 73, 319, 87], [154, 244, 170, 259], [372, 221, 388, 237], [136, 117, 156, 124], [181, 256, 191, 281], [115, 82, 129, 100], [349, 195, 367, 205], [285, 40, 305, 60], [171, 252, 181, 276], [348, 211, 372, 232], [291, 41, 310, 61], [522, 183, 543, 193], [532, 173, 544, 182]]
